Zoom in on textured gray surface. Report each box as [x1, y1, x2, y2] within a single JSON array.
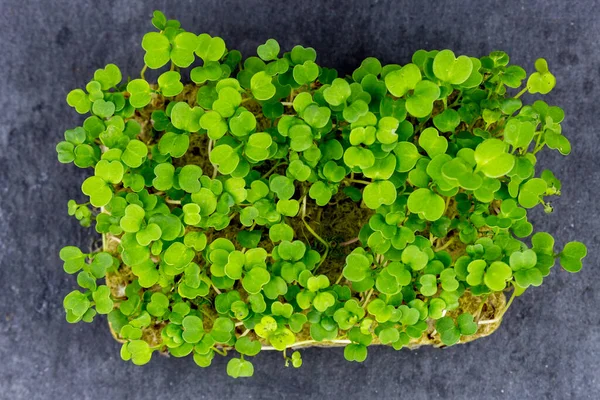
[[0, 0, 598, 399]]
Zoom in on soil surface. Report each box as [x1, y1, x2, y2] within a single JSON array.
[[1, 1, 599, 399]]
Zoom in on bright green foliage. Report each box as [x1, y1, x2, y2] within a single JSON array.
[[251, 71, 275, 101], [66, 89, 91, 114], [433, 50, 473, 85], [527, 58, 556, 94], [158, 71, 184, 97], [127, 79, 152, 108], [142, 32, 171, 69], [59, 11, 586, 378], [407, 188, 445, 221], [560, 241, 587, 273], [257, 39, 280, 61], [385, 63, 421, 97], [227, 358, 254, 378], [436, 313, 478, 345]]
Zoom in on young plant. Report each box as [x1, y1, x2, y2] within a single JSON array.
[[58, 10, 587, 378]]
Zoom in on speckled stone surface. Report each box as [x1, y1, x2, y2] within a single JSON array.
[[0, 0, 598, 399]]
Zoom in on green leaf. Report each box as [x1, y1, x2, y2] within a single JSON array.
[[251, 71, 276, 101], [313, 292, 335, 312], [213, 87, 242, 118], [268, 327, 296, 350], [406, 80, 440, 118], [158, 71, 184, 97], [418, 127, 448, 158], [171, 32, 199, 67], [456, 313, 477, 335], [407, 188, 445, 221], [290, 45, 316, 64], [196, 34, 226, 62], [288, 160, 312, 181], [518, 178, 547, 209], [164, 242, 195, 270], [60, 246, 87, 274], [483, 261, 512, 291], [466, 259, 486, 286], [343, 251, 371, 281], [384, 63, 421, 97], [395, 142, 421, 172], [376, 117, 399, 144], [344, 146, 375, 169], [441, 157, 481, 190], [95, 160, 124, 184], [92, 99, 115, 119], [435, 317, 460, 345], [343, 100, 369, 123], [191, 61, 222, 84], [210, 145, 240, 175], [504, 119, 535, 149], [257, 38, 280, 61], [66, 89, 91, 114], [235, 337, 262, 356], [270, 175, 295, 200], [151, 10, 167, 30], [120, 204, 145, 233], [147, 292, 169, 317], [152, 163, 175, 190], [81, 176, 112, 207], [276, 199, 300, 217], [142, 32, 171, 69], [94, 64, 122, 90], [122, 340, 153, 365], [419, 274, 438, 296], [127, 79, 152, 108], [302, 105, 331, 129], [136, 223, 162, 246], [229, 110, 257, 137], [344, 343, 368, 362], [323, 78, 351, 106], [433, 50, 473, 85], [363, 181, 397, 209], [474, 139, 515, 178], [182, 315, 204, 343], [172, 102, 204, 132], [278, 241, 306, 261], [242, 267, 271, 294], [527, 58, 556, 94], [293, 60, 319, 85], [245, 132, 273, 162], [433, 109, 460, 133], [121, 140, 147, 168], [401, 245, 428, 271], [560, 241, 587, 273], [178, 165, 203, 193], [269, 223, 294, 243], [288, 124, 314, 151]]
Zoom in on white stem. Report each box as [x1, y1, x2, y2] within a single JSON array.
[[478, 318, 501, 325], [212, 284, 222, 295], [239, 329, 250, 338], [302, 195, 307, 219], [208, 139, 218, 179]]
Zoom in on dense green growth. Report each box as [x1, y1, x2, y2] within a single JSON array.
[[58, 10, 587, 377]]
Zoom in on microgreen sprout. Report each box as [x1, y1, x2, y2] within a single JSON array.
[[58, 10, 587, 378]]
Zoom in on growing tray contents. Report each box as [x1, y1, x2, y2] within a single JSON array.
[[58, 10, 587, 377]]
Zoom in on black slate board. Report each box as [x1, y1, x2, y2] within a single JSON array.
[[0, 0, 599, 399]]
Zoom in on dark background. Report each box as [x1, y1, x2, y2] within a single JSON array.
[[1, 0, 599, 398]]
